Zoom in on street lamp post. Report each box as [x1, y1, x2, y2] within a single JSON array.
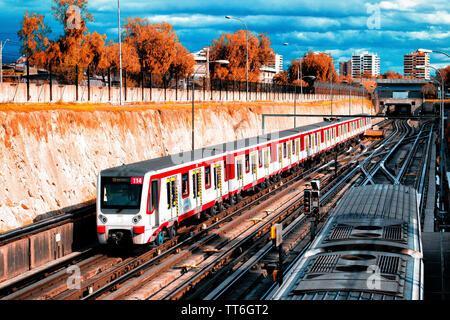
[[192, 59, 229, 151], [0, 39, 10, 83], [284, 43, 314, 127], [117, 0, 123, 106], [418, 48, 450, 58], [330, 72, 333, 116], [225, 15, 248, 101]]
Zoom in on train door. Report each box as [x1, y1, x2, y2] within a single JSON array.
[[264, 147, 270, 176], [149, 179, 160, 227], [305, 135, 310, 157], [278, 144, 283, 170], [311, 134, 315, 154], [192, 169, 202, 208], [213, 163, 222, 199], [296, 139, 300, 159], [166, 176, 178, 219], [317, 132, 321, 152], [287, 141, 292, 166], [236, 157, 244, 188], [251, 152, 257, 181]]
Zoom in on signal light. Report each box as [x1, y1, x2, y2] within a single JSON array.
[[270, 226, 277, 241], [304, 189, 312, 214], [273, 269, 279, 282]]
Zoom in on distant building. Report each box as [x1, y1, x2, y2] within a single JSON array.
[[191, 48, 209, 80], [339, 59, 352, 77], [192, 49, 283, 84], [259, 53, 283, 83], [272, 54, 283, 74], [351, 51, 380, 78], [404, 51, 430, 80]]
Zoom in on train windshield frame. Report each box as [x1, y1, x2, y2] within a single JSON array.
[[101, 177, 143, 211]]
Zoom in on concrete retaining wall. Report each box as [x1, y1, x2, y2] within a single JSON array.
[[0, 82, 364, 104]]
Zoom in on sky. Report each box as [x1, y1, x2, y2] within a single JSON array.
[[0, 0, 449, 75]]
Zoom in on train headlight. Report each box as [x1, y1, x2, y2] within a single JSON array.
[[98, 214, 107, 224], [132, 215, 142, 224]]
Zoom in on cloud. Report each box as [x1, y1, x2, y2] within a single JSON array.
[[0, 0, 448, 73]]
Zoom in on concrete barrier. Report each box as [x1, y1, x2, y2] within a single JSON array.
[[0, 82, 365, 105], [0, 213, 96, 283]]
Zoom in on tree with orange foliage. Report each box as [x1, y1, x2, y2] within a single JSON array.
[[102, 41, 140, 74], [378, 71, 404, 79], [300, 51, 337, 84], [17, 11, 51, 65], [122, 18, 195, 77], [51, 0, 93, 36], [337, 74, 353, 84], [422, 83, 438, 99], [209, 30, 275, 81], [286, 59, 310, 87], [436, 65, 450, 90], [18, 0, 111, 83], [273, 70, 288, 85]]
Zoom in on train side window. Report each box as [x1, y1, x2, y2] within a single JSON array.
[[258, 150, 263, 168], [245, 154, 250, 173], [264, 148, 269, 168], [171, 180, 176, 207], [192, 171, 198, 198], [192, 173, 196, 198], [292, 140, 296, 154], [237, 160, 243, 178], [148, 179, 160, 213], [182, 172, 189, 198], [166, 180, 171, 209], [213, 166, 218, 190], [205, 165, 211, 189], [283, 142, 287, 158]]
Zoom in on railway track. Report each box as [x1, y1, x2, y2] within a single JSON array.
[[0, 136, 363, 300], [82, 149, 361, 300], [79, 124, 391, 300], [183, 119, 437, 300], [2, 119, 408, 301]]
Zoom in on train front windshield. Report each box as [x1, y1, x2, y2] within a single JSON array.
[[101, 177, 143, 210]]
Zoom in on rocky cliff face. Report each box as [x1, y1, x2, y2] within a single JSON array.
[[0, 99, 374, 232]]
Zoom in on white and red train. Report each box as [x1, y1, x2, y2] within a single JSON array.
[[96, 116, 371, 245]]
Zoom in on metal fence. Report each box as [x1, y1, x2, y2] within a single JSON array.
[[14, 63, 369, 102]]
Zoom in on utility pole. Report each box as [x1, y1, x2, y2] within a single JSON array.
[[118, 0, 123, 106]]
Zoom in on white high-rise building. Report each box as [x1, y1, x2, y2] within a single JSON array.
[[351, 51, 380, 78], [273, 54, 283, 74], [259, 53, 283, 83]]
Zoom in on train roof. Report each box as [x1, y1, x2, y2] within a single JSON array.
[[270, 184, 422, 300], [101, 116, 360, 177]]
